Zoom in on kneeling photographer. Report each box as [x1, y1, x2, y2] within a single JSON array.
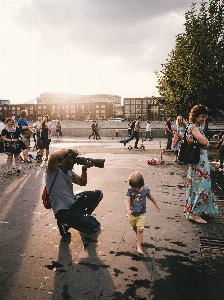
[[46, 148, 104, 237]]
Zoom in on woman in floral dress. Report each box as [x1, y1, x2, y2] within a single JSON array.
[[184, 104, 219, 224]]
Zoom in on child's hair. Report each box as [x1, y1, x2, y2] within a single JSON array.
[[128, 172, 144, 189]]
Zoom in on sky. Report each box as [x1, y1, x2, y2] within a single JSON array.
[[0, 0, 200, 104]]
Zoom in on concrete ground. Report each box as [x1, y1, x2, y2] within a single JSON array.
[[0, 137, 223, 300]]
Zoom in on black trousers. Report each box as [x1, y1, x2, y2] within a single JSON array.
[[56, 190, 103, 233]]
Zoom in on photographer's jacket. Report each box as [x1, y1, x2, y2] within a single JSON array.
[[46, 167, 78, 215]]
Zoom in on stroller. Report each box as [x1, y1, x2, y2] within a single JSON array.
[[20, 135, 42, 163]]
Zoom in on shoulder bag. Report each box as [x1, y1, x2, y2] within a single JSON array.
[[42, 168, 59, 209], [178, 129, 201, 164]]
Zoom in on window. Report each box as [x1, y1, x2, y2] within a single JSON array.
[[101, 104, 105, 108], [101, 110, 105, 113], [136, 100, 141, 104], [131, 100, 135, 104], [124, 99, 130, 104], [30, 106, 33, 110]]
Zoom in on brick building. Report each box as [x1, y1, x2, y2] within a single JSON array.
[[123, 97, 164, 121]]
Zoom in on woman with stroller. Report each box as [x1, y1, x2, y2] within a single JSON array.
[[38, 115, 53, 161]]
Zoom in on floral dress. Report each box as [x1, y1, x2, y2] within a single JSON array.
[[184, 123, 219, 218]]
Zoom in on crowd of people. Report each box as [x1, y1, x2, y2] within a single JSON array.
[[0, 110, 63, 173], [0, 104, 222, 254]]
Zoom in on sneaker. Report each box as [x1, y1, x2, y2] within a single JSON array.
[[17, 170, 21, 174], [7, 171, 12, 175], [173, 159, 179, 162], [134, 146, 139, 149]]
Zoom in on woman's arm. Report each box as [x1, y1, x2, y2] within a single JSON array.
[[192, 126, 209, 147]]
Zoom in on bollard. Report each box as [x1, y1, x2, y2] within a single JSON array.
[[116, 130, 118, 137]]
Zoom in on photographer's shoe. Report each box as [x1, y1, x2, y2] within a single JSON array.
[[57, 221, 71, 237]]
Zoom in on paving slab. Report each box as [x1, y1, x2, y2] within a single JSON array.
[[0, 138, 223, 299]]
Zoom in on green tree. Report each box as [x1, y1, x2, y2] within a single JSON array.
[[155, 0, 224, 121]]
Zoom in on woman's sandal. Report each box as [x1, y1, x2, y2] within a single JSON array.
[[189, 215, 207, 224]]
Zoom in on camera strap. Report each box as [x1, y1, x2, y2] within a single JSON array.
[[48, 168, 59, 196]]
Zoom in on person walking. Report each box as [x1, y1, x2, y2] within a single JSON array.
[[125, 171, 160, 255], [172, 116, 188, 162], [143, 120, 153, 141], [89, 121, 96, 139], [1, 117, 24, 175], [165, 116, 173, 151], [184, 104, 219, 224], [95, 122, 101, 140], [38, 115, 53, 161]]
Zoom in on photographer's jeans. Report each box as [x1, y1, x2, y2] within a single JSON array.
[[56, 190, 103, 233]]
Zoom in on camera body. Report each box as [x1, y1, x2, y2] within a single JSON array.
[[66, 154, 105, 168]]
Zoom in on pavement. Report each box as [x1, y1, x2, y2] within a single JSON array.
[[0, 137, 224, 300]]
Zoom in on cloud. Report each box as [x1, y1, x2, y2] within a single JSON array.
[[1, 0, 200, 103], [14, 0, 195, 63]]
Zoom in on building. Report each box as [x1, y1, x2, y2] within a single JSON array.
[[123, 97, 164, 121], [0, 100, 10, 105], [0, 101, 114, 121], [37, 92, 121, 105]]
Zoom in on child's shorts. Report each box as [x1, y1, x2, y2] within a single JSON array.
[[129, 213, 146, 230]]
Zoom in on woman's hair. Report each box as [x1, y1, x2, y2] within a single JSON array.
[[128, 172, 144, 188], [176, 116, 183, 127], [42, 115, 50, 126], [5, 117, 15, 123], [189, 104, 209, 123]]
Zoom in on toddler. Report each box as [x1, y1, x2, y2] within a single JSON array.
[[125, 171, 160, 255]]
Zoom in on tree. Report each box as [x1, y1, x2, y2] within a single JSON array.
[[155, 0, 224, 121]]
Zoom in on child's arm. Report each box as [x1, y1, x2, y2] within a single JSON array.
[[147, 193, 160, 210], [125, 196, 132, 217]]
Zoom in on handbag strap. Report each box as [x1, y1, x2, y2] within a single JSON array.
[[48, 168, 59, 196]]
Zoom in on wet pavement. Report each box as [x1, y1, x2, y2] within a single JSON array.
[[0, 137, 224, 300]]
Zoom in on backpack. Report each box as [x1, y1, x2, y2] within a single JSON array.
[[130, 121, 136, 130]]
